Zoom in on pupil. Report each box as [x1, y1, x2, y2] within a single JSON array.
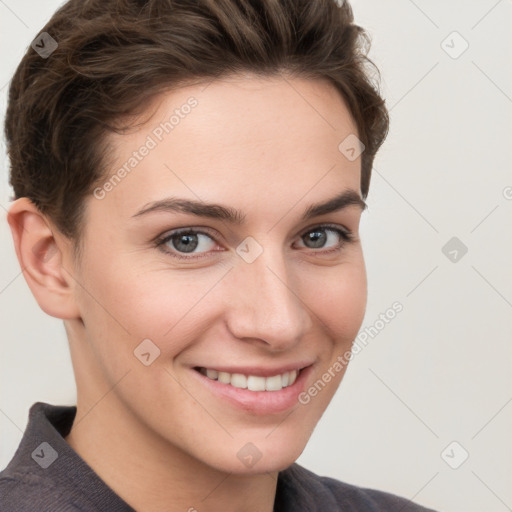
[[306, 230, 326, 248], [174, 233, 198, 253]]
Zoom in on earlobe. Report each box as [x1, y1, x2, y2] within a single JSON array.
[[7, 197, 81, 320]]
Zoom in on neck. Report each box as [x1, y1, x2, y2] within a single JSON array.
[[65, 395, 278, 512]]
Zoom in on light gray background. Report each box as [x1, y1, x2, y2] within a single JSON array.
[[1, 1, 511, 511]]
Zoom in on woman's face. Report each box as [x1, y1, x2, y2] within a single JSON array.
[[67, 73, 367, 474]]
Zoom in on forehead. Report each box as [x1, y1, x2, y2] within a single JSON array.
[[87, 73, 361, 226]]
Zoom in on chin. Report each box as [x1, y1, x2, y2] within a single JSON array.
[[202, 430, 311, 476]]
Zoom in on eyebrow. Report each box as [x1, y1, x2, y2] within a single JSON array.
[[131, 189, 367, 224]]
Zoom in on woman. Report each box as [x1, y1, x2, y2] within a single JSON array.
[[1, 0, 437, 510]]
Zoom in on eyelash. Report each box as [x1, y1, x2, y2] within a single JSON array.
[[154, 224, 355, 261]]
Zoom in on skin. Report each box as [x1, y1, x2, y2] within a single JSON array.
[[8, 72, 367, 512]]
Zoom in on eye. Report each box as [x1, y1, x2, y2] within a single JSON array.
[[295, 225, 354, 253], [155, 224, 354, 260], [157, 228, 220, 260]]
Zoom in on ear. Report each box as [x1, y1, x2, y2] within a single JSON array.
[[7, 197, 81, 320]]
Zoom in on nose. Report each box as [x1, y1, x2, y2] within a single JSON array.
[[223, 245, 313, 352]]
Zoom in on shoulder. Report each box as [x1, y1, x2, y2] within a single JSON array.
[[276, 463, 439, 512], [0, 402, 83, 511], [0, 469, 83, 512], [0, 402, 132, 512]]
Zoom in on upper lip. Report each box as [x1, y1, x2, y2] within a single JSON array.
[[194, 362, 314, 377]]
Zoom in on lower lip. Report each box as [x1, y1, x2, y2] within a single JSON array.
[[191, 366, 313, 415]]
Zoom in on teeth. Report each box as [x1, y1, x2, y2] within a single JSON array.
[[218, 371, 231, 384], [206, 368, 218, 379], [247, 375, 266, 391], [230, 373, 247, 389], [199, 367, 300, 391], [265, 374, 283, 391]]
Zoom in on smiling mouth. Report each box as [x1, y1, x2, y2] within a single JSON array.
[[194, 367, 300, 392]]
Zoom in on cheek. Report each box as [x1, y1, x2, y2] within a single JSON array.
[[302, 258, 367, 345], [78, 255, 226, 357]]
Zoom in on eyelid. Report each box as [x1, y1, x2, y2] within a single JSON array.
[[297, 222, 353, 240], [154, 225, 221, 244]]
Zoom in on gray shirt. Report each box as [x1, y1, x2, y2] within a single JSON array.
[[0, 402, 438, 511]]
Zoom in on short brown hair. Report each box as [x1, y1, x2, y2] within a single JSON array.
[[6, 0, 388, 248]]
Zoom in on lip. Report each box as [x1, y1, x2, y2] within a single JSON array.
[[190, 363, 314, 415]]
